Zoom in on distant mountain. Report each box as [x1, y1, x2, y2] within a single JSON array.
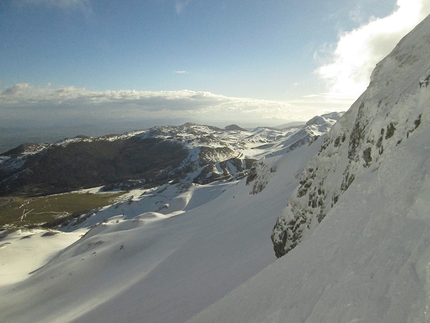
[[272, 121, 306, 129], [0, 114, 341, 197], [224, 124, 247, 131]]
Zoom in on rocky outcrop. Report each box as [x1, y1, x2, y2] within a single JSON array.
[[272, 15, 430, 258]]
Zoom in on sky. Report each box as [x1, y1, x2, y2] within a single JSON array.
[[1, 0, 430, 131]]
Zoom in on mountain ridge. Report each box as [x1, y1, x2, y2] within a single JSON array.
[[0, 114, 341, 197]]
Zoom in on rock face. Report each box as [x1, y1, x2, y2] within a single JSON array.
[[272, 15, 430, 258]]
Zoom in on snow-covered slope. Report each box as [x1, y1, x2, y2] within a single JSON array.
[[0, 139, 321, 323], [187, 122, 430, 323], [184, 14, 430, 323], [272, 14, 430, 257]]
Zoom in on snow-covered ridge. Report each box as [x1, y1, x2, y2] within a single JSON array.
[[0, 115, 340, 196], [272, 14, 430, 258], [1, 117, 340, 162], [0, 131, 147, 172]]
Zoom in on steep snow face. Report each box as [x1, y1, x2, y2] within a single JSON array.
[[272, 14, 430, 257]]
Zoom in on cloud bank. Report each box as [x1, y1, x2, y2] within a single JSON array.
[[316, 0, 430, 99], [0, 84, 318, 128]]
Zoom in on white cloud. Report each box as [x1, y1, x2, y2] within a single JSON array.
[[0, 84, 318, 128], [316, 0, 430, 100], [174, 70, 188, 74]]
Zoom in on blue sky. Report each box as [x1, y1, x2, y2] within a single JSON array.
[[1, 0, 429, 129]]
